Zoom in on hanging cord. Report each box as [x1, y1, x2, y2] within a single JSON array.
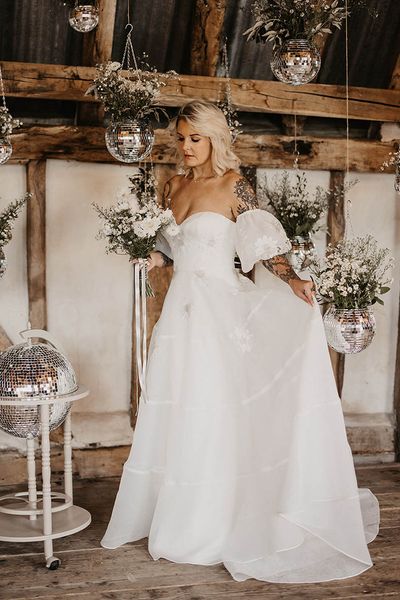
[[293, 108, 299, 169], [121, 1, 140, 77], [0, 65, 7, 109], [344, 0, 354, 239]]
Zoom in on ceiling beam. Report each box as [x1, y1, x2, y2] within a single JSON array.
[[190, 0, 227, 76], [1, 61, 400, 122], [7, 125, 397, 172]]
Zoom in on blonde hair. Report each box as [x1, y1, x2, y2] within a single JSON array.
[[172, 101, 241, 177]]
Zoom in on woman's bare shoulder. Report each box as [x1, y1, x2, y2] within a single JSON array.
[[222, 171, 259, 215]]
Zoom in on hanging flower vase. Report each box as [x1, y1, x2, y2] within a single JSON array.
[[105, 120, 154, 163], [286, 234, 316, 272], [0, 138, 12, 165], [323, 306, 376, 354], [69, 2, 99, 33], [395, 158, 400, 194], [271, 39, 321, 86], [0, 248, 6, 278]]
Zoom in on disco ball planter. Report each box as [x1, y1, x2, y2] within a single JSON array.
[[0, 248, 6, 278], [286, 234, 316, 273], [0, 340, 77, 438], [68, 3, 99, 33], [270, 39, 321, 86], [323, 306, 376, 354], [395, 160, 400, 194], [0, 139, 12, 165], [105, 120, 154, 163]]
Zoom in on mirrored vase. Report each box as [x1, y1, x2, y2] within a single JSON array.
[[69, 3, 99, 33], [323, 306, 376, 354], [271, 39, 321, 86], [0, 138, 12, 165], [0, 248, 6, 278], [105, 120, 154, 163], [286, 234, 316, 272]]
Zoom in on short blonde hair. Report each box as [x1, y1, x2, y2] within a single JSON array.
[[172, 101, 241, 177]]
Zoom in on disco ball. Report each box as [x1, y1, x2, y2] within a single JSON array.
[[105, 120, 155, 163], [286, 235, 316, 272], [395, 161, 400, 194], [323, 306, 376, 354], [0, 248, 6, 278], [0, 139, 12, 165], [0, 342, 78, 438], [69, 3, 99, 33], [271, 39, 321, 86]]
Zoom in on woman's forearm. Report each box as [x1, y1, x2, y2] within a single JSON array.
[[262, 255, 300, 285]]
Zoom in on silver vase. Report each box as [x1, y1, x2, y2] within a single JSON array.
[[286, 234, 316, 272], [0, 138, 12, 165], [105, 120, 155, 163], [271, 39, 321, 86], [68, 3, 99, 33], [0, 248, 6, 278], [323, 306, 376, 354]]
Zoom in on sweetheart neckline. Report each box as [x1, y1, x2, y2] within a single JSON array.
[[177, 211, 236, 227]]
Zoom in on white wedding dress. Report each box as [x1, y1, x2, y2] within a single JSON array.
[[101, 208, 379, 583]]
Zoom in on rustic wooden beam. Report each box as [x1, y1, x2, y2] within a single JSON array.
[[26, 160, 47, 331], [326, 170, 346, 397], [79, 0, 117, 125], [8, 126, 398, 173], [2, 61, 400, 122], [190, 0, 227, 76]]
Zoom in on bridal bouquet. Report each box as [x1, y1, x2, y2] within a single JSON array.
[[93, 168, 178, 292], [244, 0, 371, 48], [310, 235, 394, 309]]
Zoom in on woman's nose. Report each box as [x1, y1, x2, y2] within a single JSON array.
[[182, 138, 191, 151]]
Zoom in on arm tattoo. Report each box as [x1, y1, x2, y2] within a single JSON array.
[[262, 255, 300, 285], [162, 180, 172, 208], [234, 178, 259, 215], [159, 251, 173, 267]]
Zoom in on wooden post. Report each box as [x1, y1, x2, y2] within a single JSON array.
[[326, 170, 346, 397], [190, 0, 227, 76], [26, 160, 47, 331]]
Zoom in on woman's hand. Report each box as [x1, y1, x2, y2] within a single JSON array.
[[288, 278, 316, 307], [130, 251, 164, 272]]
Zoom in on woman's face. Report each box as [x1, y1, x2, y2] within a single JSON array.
[[176, 118, 212, 168]]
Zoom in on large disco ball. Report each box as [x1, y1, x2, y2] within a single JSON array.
[[0, 139, 12, 165], [105, 120, 155, 163], [286, 234, 316, 272], [0, 248, 6, 278], [271, 39, 321, 86], [323, 306, 376, 354], [0, 342, 78, 438], [69, 3, 99, 33]]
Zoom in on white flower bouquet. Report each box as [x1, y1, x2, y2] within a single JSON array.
[[93, 168, 178, 294], [310, 235, 394, 309], [0, 106, 21, 142]]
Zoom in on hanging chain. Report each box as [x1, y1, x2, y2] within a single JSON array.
[[293, 109, 299, 169], [344, 0, 354, 239], [121, 0, 140, 77], [0, 65, 7, 109]]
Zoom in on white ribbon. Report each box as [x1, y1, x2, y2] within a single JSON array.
[[133, 260, 148, 407]]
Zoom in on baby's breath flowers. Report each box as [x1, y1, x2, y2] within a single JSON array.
[[86, 59, 177, 123], [0, 106, 21, 142], [310, 235, 394, 309], [244, 0, 371, 49]]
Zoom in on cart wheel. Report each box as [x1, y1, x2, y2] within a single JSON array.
[[46, 557, 61, 570]]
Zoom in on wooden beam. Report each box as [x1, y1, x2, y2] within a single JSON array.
[[26, 160, 47, 331], [326, 170, 346, 397], [79, 0, 117, 125], [190, 0, 227, 76], [2, 61, 400, 122], [8, 126, 398, 173], [389, 54, 400, 90]]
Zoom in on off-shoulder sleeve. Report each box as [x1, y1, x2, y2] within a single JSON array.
[[234, 208, 292, 273], [154, 231, 173, 259]]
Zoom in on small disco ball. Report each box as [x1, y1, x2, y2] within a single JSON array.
[[271, 39, 321, 86], [0, 342, 78, 438], [0, 248, 6, 278], [69, 3, 99, 33], [395, 162, 400, 194], [105, 120, 155, 163], [0, 139, 12, 165], [286, 235, 316, 272], [323, 306, 376, 354]]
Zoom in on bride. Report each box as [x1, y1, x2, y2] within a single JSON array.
[[101, 101, 379, 583]]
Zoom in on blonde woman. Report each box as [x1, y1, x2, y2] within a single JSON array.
[[101, 101, 379, 583]]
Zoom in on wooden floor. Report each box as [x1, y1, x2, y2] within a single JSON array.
[[0, 464, 399, 600]]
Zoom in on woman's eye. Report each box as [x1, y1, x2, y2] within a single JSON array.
[[191, 138, 200, 143]]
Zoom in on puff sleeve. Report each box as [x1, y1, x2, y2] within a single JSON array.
[[154, 230, 173, 260]]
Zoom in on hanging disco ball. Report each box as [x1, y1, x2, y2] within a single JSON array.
[[323, 306, 376, 354], [0, 139, 12, 165], [286, 234, 316, 272], [0, 341, 78, 438], [69, 3, 99, 33], [271, 39, 321, 86], [0, 248, 6, 278], [105, 120, 155, 163], [395, 160, 400, 194]]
